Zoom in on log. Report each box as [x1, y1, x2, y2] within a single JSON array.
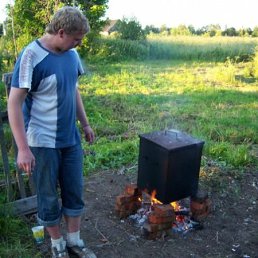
[[6, 195, 38, 215]]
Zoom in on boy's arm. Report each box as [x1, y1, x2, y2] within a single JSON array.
[[76, 88, 95, 144], [8, 87, 35, 175]]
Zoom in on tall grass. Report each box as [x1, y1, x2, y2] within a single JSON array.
[[253, 46, 258, 77], [0, 206, 39, 257], [86, 36, 258, 62], [147, 35, 258, 61]]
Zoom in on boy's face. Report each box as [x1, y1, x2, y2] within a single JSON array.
[[58, 30, 85, 51]]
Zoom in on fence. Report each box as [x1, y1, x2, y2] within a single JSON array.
[[1, 73, 37, 215]]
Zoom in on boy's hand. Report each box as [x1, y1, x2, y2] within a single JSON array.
[[83, 125, 95, 144], [17, 148, 35, 175]]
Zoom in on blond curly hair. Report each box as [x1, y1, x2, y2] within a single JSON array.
[[46, 6, 90, 35]]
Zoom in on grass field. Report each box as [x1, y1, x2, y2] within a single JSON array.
[[93, 36, 258, 62], [0, 36, 258, 257], [80, 59, 258, 174]]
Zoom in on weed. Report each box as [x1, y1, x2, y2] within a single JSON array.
[[80, 59, 257, 173], [0, 38, 257, 256]]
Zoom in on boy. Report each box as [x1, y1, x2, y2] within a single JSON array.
[[8, 6, 96, 258]]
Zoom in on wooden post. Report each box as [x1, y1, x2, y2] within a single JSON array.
[[0, 112, 13, 201], [1, 73, 37, 215], [2, 73, 27, 199]]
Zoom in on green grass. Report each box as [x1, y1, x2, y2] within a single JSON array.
[[87, 36, 258, 62], [0, 207, 40, 257], [0, 37, 257, 256], [80, 60, 258, 174]]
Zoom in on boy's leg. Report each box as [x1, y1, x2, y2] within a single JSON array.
[[31, 147, 62, 230], [59, 143, 84, 237], [64, 215, 81, 233], [31, 147, 69, 257], [59, 144, 96, 257], [59, 143, 84, 212]]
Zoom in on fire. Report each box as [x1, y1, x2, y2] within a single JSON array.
[[170, 201, 180, 211], [128, 187, 201, 236], [148, 190, 180, 209], [150, 190, 162, 205]]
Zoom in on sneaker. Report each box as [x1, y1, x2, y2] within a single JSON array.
[[51, 241, 70, 258], [67, 240, 97, 258]]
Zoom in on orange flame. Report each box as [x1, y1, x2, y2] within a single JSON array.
[[170, 201, 180, 211], [141, 189, 179, 210], [150, 190, 163, 205]]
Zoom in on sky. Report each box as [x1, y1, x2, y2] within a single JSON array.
[[105, 0, 258, 29], [1, 0, 258, 29]]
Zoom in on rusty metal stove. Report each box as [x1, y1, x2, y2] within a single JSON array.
[[137, 129, 205, 204]]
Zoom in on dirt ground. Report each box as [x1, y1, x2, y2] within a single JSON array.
[[36, 166, 258, 258]]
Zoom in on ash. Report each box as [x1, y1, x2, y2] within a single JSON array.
[[172, 215, 203, 235], [128, 205, 152, 227], [128, 198, 203, 235]]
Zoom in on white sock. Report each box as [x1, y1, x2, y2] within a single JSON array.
[[67, 231, 82, 247], [51, 236, 66, 250]]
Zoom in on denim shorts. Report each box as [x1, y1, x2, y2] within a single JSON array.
[[30, 144, 85, 227]]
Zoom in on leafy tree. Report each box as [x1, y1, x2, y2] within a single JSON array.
[[245, 28, 253, 36], [0, 23, 3, 36], [206, 24, 221, 37], [144, 25, 159, 35], [238, 28, 246, 37], [3, 0, 108, 58], [116, 17, 146, 40], [159, 24, 169, 36], [238, 27, 252, 37], [222, 27, 238, 37], [187, 25, 195, 35], [252, 26, 258, 37], [195, 26, 208, 35], [170, 24, 192, 36]]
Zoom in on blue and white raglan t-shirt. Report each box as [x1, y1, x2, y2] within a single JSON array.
[[11, 40, 84, 148]]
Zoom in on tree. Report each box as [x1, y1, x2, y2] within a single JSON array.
[[159, 24, 169, 36], [4, 0, 108, 57], [0, 23, 3, 36], [116, 17, 146, 40], [222, 27, 238, 37], [144, 25, 159, 35], [205, 24, 221, 37], [195, 26, 208, 35], [170, 24, 191, 36], [252, 26, 258, 37], [187, 25, 195, 35]]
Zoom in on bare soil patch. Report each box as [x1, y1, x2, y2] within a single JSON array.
[[36, 167, 258, 258]]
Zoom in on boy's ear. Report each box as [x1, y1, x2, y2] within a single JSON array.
[[58, 29, 65, 38]]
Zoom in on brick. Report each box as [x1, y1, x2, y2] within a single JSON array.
[[115, 201, 141, 213], [191, 198, 211, 211], [143, 222, 172, 233], [191, 190, 208, 202], [191, 211, 209, 221], [190, 201, 205, 210], [190, 198, 211, 221], [116, 194, 140, 206], [124, 184, 141, 196], [148, 213, 175, 224], [153, 204, 174, 217]]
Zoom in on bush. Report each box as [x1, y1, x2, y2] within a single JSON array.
[[86, 38, 149, 62], [116, 18, 146, 41], [253, 47, 258, 78]]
